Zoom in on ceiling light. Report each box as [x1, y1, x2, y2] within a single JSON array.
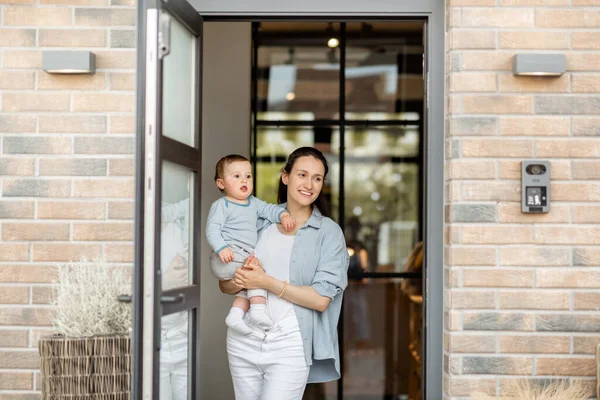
[[286, 92, 296, 101], [327, 38, 339, 48]]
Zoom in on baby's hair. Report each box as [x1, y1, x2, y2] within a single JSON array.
[[214, 154, 250, 183]]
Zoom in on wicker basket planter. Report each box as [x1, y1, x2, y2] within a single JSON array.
[[597, 343, 600, 399], [39, 334, 131, 400]]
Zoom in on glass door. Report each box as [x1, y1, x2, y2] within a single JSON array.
[[252, 20, 426, 400], [133, 0, 202, 398]]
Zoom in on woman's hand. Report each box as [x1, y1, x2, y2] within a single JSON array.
[[233, 254, 266, 290]]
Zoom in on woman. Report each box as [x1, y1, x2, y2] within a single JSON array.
[[219, 147, 349, 400]]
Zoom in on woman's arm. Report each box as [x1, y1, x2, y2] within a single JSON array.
[[233, 257, 331, 312], [264, 275, 330, 312]]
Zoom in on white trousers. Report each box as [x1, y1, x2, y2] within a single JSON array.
[[159, 323, 188, 400], [227, 315, 310, 400]]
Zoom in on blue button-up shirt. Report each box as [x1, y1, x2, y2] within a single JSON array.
[[259, 205, 349, 383]]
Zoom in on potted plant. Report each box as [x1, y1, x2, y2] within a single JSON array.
[[39, 259, 132, 399]]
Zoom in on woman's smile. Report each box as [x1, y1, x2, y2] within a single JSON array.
[[282, 156, 325, 209]]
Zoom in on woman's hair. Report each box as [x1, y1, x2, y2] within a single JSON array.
[[277, 147, 330, 217]]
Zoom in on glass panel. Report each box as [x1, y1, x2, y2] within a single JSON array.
[[256, 162, 284, 205], [160, 310, 190, 399], [162, 12, 196, 147], [254, 126, 339, 220], [344, 127, 420, 271], [343, 277, 423, 400], [344, 22, 425, 121], [161, 161, 193, 289], [256, 22, 341, 121], [331, 126, 420, 158], [256, 126, 315, 157], [303, 382, 337, 400]]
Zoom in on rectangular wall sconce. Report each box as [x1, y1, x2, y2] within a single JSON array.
[[42, 51, 96, 74], [513, 53, 566, 76]]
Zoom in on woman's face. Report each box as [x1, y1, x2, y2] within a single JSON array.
[[282, 156, 326, 208]]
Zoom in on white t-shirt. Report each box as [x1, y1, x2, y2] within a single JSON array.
[[254, 223, 296, 325]]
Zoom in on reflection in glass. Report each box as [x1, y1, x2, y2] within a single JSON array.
[[162, 13, 197, 147], [256, 127, 314, 157], [343, 277, 422, 400], [161, 161, 193, 290], [344, 160, 419, 272], [255, 131, 339, 219], [343, 125, 420, 272], [331, 126, 420, 158], [303, 381, 337, 400], [345, 22, 424, 120], [254, 126, 339, 218], [256, 162, 284, 205], [257, 22, 341, 120], [160, 310, 189, 400]]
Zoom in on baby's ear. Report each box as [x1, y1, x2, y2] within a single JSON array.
[[216, 179, 225, 190]]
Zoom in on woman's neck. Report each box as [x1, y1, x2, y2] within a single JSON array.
[[286, 202, 312, 227]]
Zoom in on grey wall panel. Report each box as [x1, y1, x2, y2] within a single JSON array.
[[423, 9, 445, 400], [193, 0, 439, 14], [200, 21, 252, 400]]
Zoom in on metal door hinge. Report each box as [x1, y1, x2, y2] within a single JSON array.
[[158, 13, 171, 59]]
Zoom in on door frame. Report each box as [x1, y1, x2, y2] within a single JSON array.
[[134, 0, 203, 397], [135, 1, 445, 399]]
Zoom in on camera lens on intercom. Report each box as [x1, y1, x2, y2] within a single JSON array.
[[526, 164, 546, 175]]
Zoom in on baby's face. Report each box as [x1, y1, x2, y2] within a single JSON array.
[[218, 160, 253, 201]]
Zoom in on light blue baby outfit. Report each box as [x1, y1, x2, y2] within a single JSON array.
[[206, 196, 286, 282]]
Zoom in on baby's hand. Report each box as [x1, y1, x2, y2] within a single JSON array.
[[280, 212, 296, 231], [218, 248, 234, 264]]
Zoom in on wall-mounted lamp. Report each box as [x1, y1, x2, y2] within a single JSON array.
[[42, 51, 96, 74], [513, 53, 566, 77]]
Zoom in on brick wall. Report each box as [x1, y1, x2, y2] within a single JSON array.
[[445, 0, 600, 398], [1, 0, 599, 397], [0, 0, 136, 394]]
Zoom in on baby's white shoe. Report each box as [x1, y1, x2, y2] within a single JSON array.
[[248, 304, 273, 329]]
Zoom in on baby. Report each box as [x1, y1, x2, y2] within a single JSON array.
[[206, 154, 295, 334]]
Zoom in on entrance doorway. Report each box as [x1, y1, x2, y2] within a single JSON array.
[[252, 21, 426, 400], [133, 1, 444, 399]]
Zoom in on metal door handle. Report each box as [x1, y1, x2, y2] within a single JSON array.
[[118, 294, 185, 304], [160, 293, 184, 304], [117, 295, 132, 303]]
